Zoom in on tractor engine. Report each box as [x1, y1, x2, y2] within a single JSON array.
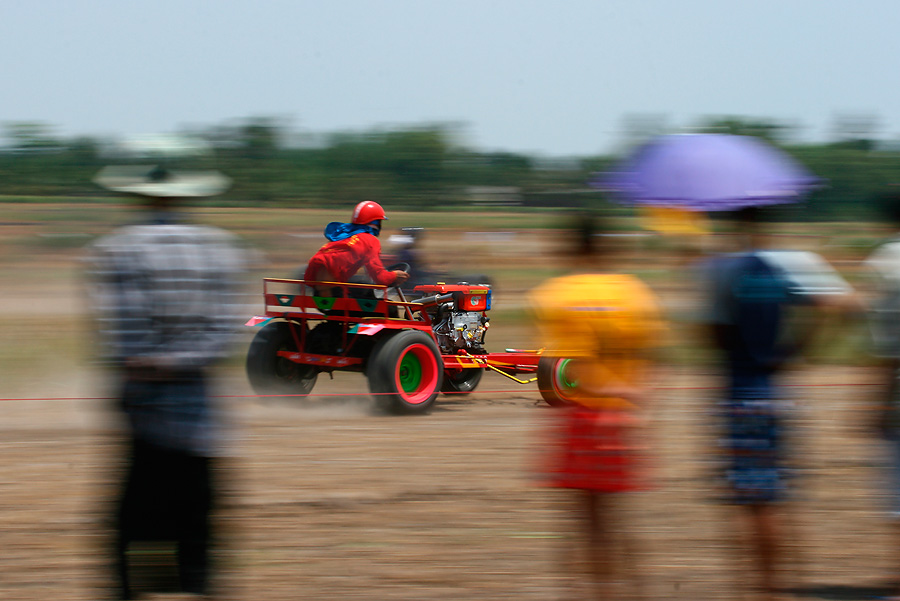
[[414, 283, 491, 355]]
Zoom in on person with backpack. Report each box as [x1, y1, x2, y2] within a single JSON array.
[[702, 206, 854, 600]]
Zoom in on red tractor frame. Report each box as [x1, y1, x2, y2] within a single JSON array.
[[244, 277, 567, 413]]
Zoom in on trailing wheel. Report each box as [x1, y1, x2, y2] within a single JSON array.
[[441, 368, 483, 395], [537, 356, 578, 407], [368, 330, 443, 414], [246, 321, 318, 400]]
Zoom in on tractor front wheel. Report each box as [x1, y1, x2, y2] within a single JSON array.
[[368, 331, 443, 414]]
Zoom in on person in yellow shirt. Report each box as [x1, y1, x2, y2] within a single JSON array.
[[529, 214, 664, 600]]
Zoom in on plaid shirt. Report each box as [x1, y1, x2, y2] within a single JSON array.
[[85, 216, 248, 454], [86, 218, 248, 371]]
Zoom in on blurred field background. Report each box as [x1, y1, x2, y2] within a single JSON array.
[[3, 118, 898, 388], [0, 199, 889, 600], [0, 195, 883, 394], [2, 193, 896, 599], [3, 117, 900, 599]]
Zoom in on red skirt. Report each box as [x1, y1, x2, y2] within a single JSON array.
[[543, 406, 645, 492]]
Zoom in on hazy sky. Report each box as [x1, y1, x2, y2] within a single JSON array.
[[2, 1, 898, 156]]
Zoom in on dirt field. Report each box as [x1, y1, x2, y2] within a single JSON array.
[[1, 362, 896, 601]]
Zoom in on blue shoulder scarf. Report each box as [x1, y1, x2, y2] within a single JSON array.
[[324, 221, 379, 242]]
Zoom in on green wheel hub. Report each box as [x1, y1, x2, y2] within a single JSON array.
[[557, 359, 577, 391], [399, 353, 423, 393]]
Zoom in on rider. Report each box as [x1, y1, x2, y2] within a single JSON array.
[[304, 200, 409, 296]]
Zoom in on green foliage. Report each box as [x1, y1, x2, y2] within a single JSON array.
[[695, 115, 795, 144], [786, 145, 900, 221], [2, 116, 900, 221]]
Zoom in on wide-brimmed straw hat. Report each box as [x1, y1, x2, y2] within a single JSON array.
[[94, 164, 232, 198]]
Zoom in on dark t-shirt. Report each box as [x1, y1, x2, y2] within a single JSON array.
[[706, 253, 802, 389]]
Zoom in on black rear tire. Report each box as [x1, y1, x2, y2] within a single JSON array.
[[441, 368, 483, 395], [246, 321, 318, 400], [368, 330, 443, 414], [536, 356, 577, 407]]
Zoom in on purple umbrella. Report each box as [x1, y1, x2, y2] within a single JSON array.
[[593, 134, 821, 211]]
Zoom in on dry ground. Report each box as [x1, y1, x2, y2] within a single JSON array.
[[0, 364, 896, 601]]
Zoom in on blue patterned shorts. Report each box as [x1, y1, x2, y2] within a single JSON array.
[[719, 387, 785, 504]]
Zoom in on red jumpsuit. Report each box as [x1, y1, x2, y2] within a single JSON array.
[[304, 232, 398, 287]]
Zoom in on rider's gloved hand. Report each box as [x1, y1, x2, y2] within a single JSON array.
[[392, 270, 410, 285]]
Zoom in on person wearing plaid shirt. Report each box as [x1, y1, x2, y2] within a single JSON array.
[[86, 165, 246, 600]]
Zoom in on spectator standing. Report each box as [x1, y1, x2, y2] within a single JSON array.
[[864, 193, 900, 601], [529, 215, 664, 600], [86, 165, 247, 599], [702, 207, 853, 600]]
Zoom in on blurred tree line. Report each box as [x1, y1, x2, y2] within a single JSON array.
[[1, 116, 899, 220]]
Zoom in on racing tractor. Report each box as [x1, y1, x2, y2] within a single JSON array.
[[244, 273, 556, 414]]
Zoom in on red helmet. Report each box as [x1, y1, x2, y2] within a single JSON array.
[[351, 200, 387, 225]]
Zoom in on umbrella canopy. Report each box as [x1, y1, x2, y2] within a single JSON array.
[[594, 134, 820, 211]]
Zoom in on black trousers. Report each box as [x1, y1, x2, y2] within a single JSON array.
[[114, 438, 214, 599]]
